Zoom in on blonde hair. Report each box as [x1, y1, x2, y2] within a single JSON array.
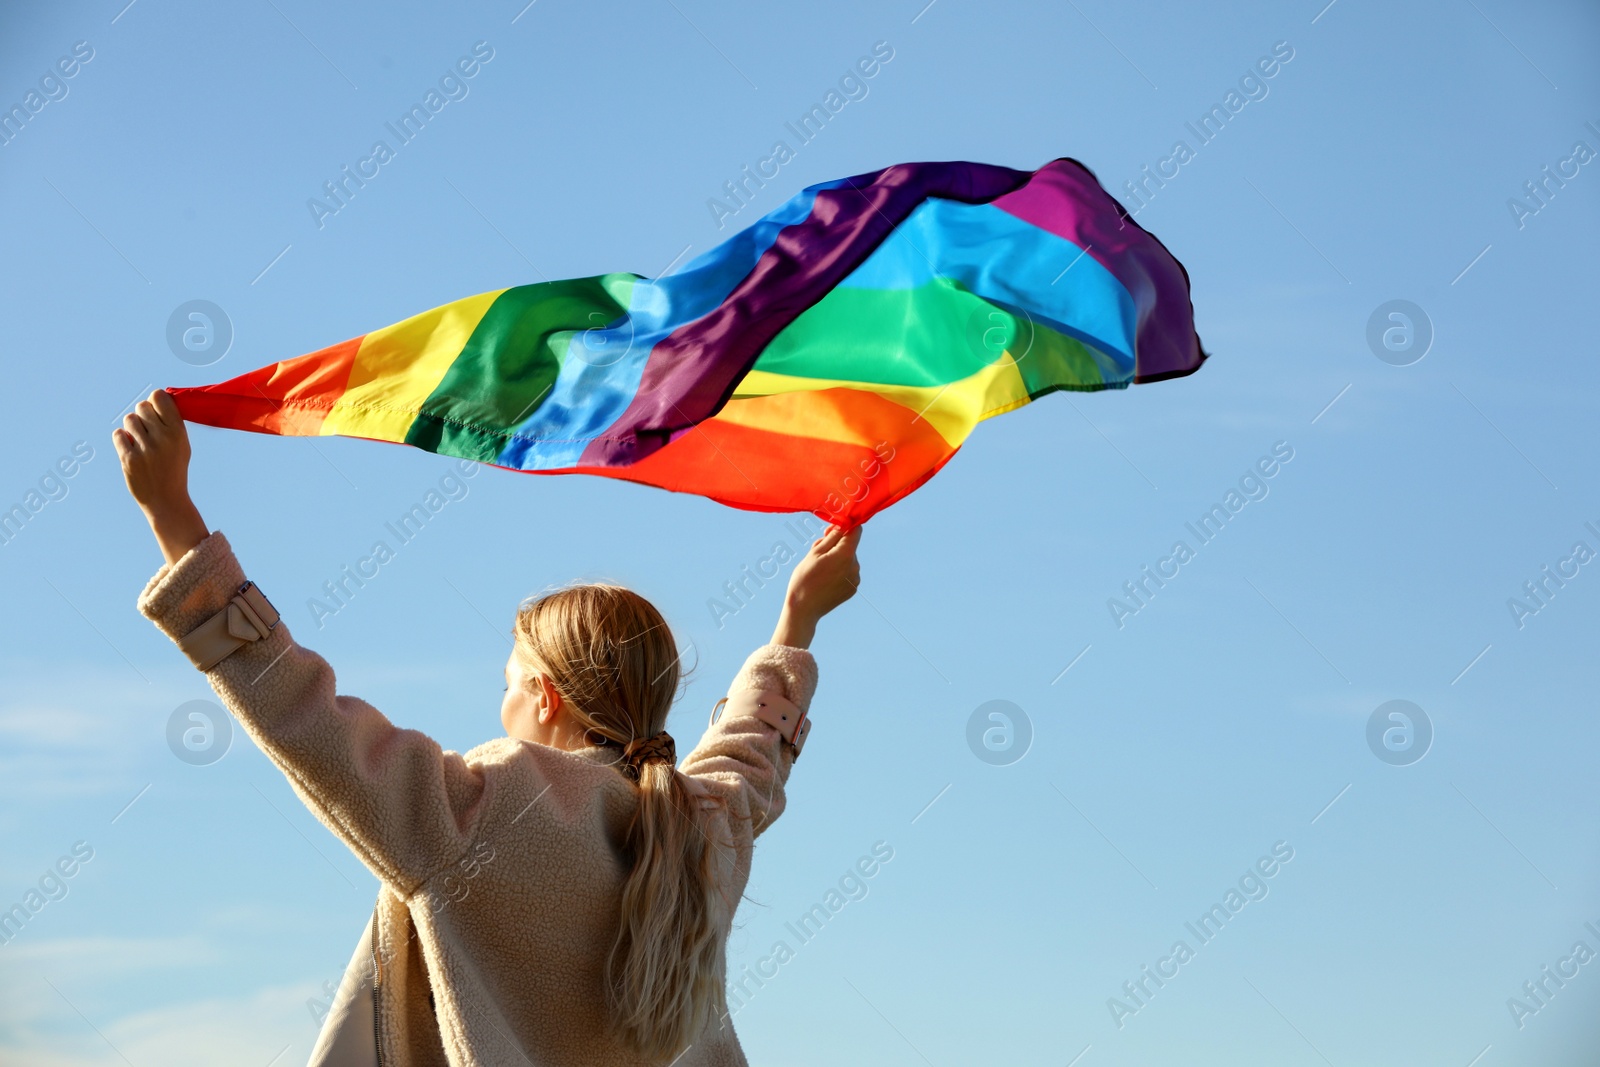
[[513, 583, 729, 1060]]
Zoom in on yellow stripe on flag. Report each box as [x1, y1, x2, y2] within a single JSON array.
[[726, 353, 1032, 450], [321, 289, 508, 442]]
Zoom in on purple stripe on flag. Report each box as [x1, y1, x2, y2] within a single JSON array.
[[992, 159, 1206, 382]]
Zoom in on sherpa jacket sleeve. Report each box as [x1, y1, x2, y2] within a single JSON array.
[[678, 643, 817, 839], [138, 532, 487, 895]]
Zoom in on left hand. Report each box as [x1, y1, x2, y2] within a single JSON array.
[[114, 390, 191, 511], [114, 389, 209, 564]]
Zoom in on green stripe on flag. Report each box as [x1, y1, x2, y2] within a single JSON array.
[[752, 278, 1113, 394], [405, 278, 629, 462]]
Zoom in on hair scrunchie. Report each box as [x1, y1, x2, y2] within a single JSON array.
[[620, 731, 676, 781]]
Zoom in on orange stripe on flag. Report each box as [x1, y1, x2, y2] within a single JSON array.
[[560, 394, 958, 525], [171, 336, 363, 437]]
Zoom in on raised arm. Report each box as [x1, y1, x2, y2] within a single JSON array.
[[680, 525, 861, 836], [117, 391, 486, 892]]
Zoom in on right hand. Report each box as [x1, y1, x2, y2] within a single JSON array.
[[773, 526, 861, 648]]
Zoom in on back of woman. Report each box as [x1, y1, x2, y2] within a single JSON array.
[[365, 619, 822, 1065], [116, 388, 861, 1065]]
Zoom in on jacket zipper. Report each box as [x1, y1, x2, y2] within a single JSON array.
[[371, 904, 385, 1067]]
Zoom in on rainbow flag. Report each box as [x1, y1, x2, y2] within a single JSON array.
[[172, 158, 1204, 526]]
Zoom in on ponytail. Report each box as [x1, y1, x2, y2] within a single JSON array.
[[513, 584, 730, 1060], [610, 759, 729, 1058]]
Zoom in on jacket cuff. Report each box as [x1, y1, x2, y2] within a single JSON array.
[[137, 531, 250, 642], [729, 644, 818, 710]]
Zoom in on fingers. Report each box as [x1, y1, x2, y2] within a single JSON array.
[[121, 411, 150, 449], [839, 526, 862, 587], [133, 392, 187, 449], [150, 389, 181, 427], [134, 399, 164, 433], [801, 525, 862, 575], [111, 427, 135, 459], [810, 526, 843, 553], [819, 524, 862, 555]]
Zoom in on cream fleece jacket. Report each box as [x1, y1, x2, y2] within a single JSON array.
[[138, 533, 817, 1066]]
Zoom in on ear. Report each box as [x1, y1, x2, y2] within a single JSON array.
[[535, 673, 563, 726]]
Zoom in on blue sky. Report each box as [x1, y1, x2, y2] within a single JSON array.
[[1, 0, 1597, 1063]]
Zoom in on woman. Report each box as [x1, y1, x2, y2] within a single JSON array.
[[116, 389, 861, 1065]]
